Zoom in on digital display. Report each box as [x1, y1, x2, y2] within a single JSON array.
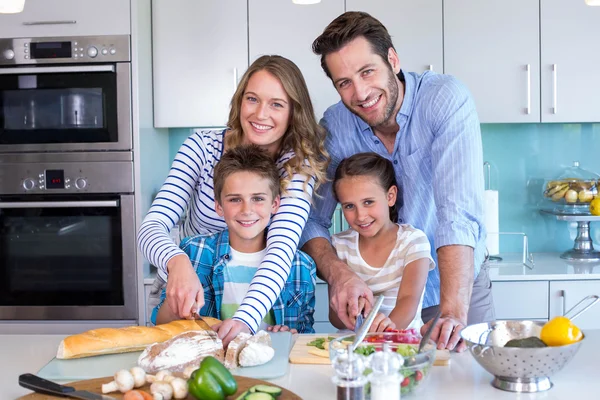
[[45, 169, 65, 189], [31, 42, 72, 59]]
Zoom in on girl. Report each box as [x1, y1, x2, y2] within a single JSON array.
[[138, 55, 328, 345], [331, 153, 435, 332]]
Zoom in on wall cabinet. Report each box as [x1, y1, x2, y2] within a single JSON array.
[[0, 0, 130, 38], [249, 0, 343, 120], [346, 0, 442, 75], [152, 0, 248, 128], [549, 281, 600, 330]]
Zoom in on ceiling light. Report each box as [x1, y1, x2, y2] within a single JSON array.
[[0, 0, 25, 13], [585, 0, 600, 5], [292, 0, 321, 4]]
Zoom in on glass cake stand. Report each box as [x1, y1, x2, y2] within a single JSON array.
[[540, 209, 600, 262]]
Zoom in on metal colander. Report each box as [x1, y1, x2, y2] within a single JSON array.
[[460, 320, 583, 392]]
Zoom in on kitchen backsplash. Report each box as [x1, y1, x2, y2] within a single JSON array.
[[168, 124, 600, 253]]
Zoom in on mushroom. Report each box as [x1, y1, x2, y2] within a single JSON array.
[[150, 381, 174, 400], [182, 365, 199, 379], [101, 369, 135, 394], [147, 370, 173, 383], [130, 367, 147, 388], [169, 377, 189, 399]]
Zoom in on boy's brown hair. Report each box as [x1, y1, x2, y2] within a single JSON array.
[[213, 144, 280, 204], [312, 11, 396, 80]]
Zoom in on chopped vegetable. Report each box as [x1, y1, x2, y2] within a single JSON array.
[[307, 338, 326, 349], [505, 336, 547, 348], [354, 345, 376, 357]]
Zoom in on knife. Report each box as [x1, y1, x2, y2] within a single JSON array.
[[19, 373, 116, 400], [351, 294, 385, 351]]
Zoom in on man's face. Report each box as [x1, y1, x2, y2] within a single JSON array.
[[215, 171, 280, 253], [325, 36, 401, 129]]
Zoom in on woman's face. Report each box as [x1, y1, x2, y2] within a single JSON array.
[[240, 70, 291, 156]]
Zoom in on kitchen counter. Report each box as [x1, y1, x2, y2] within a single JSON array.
[[488, 252, 600, 281], [4, 331, 599, 399]]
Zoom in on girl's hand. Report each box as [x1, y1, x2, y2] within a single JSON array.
[[267, 325, 298, 334], [368, 312, 396, 333]]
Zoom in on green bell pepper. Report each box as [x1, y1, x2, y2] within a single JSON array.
[[188, 356, 238, 400]]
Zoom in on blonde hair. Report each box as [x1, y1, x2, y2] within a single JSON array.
[[225, 55, 328, 193]]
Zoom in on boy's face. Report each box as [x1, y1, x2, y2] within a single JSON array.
[[215, 171, 280, 253]]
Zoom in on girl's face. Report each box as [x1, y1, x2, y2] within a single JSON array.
[[240, 70, 291, 156], [336, 175, 397, 239]]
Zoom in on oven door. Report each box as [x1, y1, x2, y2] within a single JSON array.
[[0, 63, 131, 152], [0, 194, 136, 320]]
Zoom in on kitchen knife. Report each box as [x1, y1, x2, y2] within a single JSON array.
[[19, 373, 116, 400], [351, 294, 385, 351]]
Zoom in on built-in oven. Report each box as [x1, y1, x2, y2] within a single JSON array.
[[0, 35, 131, 152], [0, 152, 136, 320]]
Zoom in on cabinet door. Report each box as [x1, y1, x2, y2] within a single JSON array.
[[444, 0, 540, 123], [541, 1, 600, 122], [549, 281, 600, 330], [249, 0, 344, 120], [152, 0, 248, 128], [346, 0, 442, 75], [492, 281, 549, 320], [0, 0, 130, 37]]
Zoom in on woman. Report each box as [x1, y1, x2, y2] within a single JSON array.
[[138, 55, 327, 345]]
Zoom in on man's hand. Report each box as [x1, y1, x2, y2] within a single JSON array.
[[330, 265, 374, 330], [420, 314, 466, 352], [214, 319, 251, 348], [166, 254, 204, 319]]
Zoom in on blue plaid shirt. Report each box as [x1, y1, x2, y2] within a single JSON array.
[[151, 230, 316, 333]]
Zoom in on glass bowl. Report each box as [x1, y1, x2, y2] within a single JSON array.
[[542, 161, 599, 213], [328, 331, 436, 396]]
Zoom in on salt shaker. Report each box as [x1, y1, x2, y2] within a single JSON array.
[[368, 342, 403, 400], [331, 343, 368, 400]]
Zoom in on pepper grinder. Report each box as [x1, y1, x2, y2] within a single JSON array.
[[368, 343, 403, 400], [332, 343, 367, 400]]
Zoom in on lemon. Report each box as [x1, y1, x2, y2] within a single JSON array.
[[540, 316, 583, 346], [591, 196, 600, 216]]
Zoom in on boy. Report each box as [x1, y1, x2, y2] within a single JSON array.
[[152, 145, 316, 334]]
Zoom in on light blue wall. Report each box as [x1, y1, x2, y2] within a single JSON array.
[[167, 124, 600, 253]]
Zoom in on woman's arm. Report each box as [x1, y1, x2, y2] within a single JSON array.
[[388, 258, 431, 330]]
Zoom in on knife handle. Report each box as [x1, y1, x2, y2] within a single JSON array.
[[19, 373, 75, 396]]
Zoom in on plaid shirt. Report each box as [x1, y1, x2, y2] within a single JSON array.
[[151, 230, 316, 333]]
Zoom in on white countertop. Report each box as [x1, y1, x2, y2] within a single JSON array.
[[4, 331, 600, 399]]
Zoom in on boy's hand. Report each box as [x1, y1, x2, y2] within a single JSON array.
[[166, 254, 204, 319], [369, 312, 396, 333], [214, 318, 251, 348], [267, 325, 298, 334]]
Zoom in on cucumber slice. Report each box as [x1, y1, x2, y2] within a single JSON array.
[[235, 390, 250, 400], [253, 384, 283, 397], [244, 392, 274, 400]]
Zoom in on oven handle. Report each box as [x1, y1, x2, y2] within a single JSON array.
[[0, 200, 119, 208], [0, 65, 115, 75]]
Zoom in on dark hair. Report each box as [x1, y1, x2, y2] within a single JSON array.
[[312, 11, 404, 83], [213, 144, 280, 204], [333, 152, 399, 222]]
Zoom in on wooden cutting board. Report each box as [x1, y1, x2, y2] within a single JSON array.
[[17, 375, 301, 400], [289, 334, 451, 366]]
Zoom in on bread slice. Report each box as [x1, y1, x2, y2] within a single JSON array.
[[247, 330, 272, 347], [224, 332, 251, 369], [239, 341, 275, 367]]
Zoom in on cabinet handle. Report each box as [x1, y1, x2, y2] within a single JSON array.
[[428, 65, 433, 71], [552, 64, 558, 114], [560, 289, 567, 316], [233, 67, 238, 93], [525, 64, 531, 115], [23, 20, 77, 26]]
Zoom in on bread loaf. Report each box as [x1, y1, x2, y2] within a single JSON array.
[[57, 317, 221, 359], [138, 330, 225, 374]]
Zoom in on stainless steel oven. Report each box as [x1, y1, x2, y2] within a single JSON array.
[[0, 152, 136, 320], [0, 35, 131, 152]]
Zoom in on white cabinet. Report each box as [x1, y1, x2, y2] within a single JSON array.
[[540, 1, 600, 123], [492, 281, 549, 320], [346, 0, 442, 75], [152, 0, 248, 128], [549, 281, 600, 330], [0, 0, 130, 38], [249, 0, 344, 120], [444, 0, 540, 123]]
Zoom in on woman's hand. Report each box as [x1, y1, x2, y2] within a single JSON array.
[[166, 254, 204, 319], [267, 325, 298, 334], [368, 312, 396, 333]]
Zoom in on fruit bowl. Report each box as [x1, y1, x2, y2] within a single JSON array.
[[328, 331, 436, 396], [542, 161, 599, 212]]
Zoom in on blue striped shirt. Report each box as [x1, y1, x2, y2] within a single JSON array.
[[138, 129, 314, 333], [300, 71, 486, 308]]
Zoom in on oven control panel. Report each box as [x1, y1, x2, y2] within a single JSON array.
[[0, 35, 130, 65]]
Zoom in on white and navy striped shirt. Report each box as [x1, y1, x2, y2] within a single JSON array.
[[138, 129, 314, 333], [301, 71, 486, 308]]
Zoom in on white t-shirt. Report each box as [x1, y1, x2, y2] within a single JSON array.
[[332, 224, 435, 330]]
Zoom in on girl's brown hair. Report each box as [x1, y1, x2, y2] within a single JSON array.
[[225, 55, 328, 193], [333, 152, 399, 222]]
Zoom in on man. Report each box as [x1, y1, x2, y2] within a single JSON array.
[[300, 11, 495, 351]]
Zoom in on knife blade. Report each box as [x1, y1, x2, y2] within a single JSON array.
[[351, 294, 385, 351], [353, 313, 364, 333], [19, 373, 116, 400]]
